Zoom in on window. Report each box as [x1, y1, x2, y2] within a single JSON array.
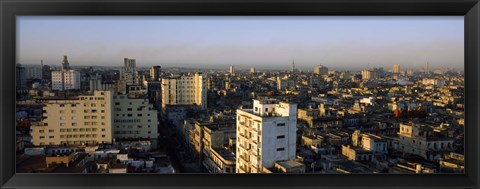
[[49, 136, 54, 139], [138, 114, 142, 117], [60, 123, 66, 126], [277, 135, 285, 139], [49, 129, 54, 132], [277, 123, 286, 126], [276, 148, 285, 151]]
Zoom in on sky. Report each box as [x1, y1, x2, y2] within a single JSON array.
[[17, 16, 464, 71]]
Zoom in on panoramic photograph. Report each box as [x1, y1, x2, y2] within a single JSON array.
[[15, 16, 464, 174]]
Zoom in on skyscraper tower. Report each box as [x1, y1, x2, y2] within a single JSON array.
[[291, 59, 296, 72], [61, 55, 70, 71], [229, 66, 235, 75], [425, 62, 430, 74], [393, 64, 400, 74]]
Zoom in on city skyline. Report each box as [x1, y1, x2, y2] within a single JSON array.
[[17, 16, 464, 70]]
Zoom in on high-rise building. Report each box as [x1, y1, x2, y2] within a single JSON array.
[[425, 62, 430, 74], [361, 69, 376, 80], [250, 67, 255, 74], [16, 64, 26, 90], [51, 56, 81, 91], [291, 59, 296, 72], [236, 99, 297, 173], [150, 66, 162, 81], [313, 65, 328, 75], [229, 66, 235, 75], [161, 73, 207, 110], [121, 58, 139, 85], [393, 64, 401, 74], [31, 91, 114, 146], [25, 65, 43, 80], [113, 93, 159, 142]]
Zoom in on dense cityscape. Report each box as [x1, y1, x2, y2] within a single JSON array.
[[15, 56, 464, 174]]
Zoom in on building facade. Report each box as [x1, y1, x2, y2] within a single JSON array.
[[161, 73, 207, 110], [112, 94, 159, 141], [314, 65, 329, 75], [120, 58, 139, 85], [236, 99, 297, 173], [150, 66, 162, 81], [51, 56, 81, 91], [31, 91, 114, 146]]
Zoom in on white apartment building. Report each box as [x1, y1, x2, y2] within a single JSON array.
[[51, 56, 81, 91], [31, 91, 114, 146], [236, 99, 297, 173], [161, 73, 207, 110], [112, 94, 159, 140], [120, 58, 139, 85]]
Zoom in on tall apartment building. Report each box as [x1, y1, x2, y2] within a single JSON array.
[[31, 91, 114, 146], [229, 66, 235, 75], [393, 64, 401, 74], [112, 94, 159, 141], [236, 99, 297, 173], [25, 65, 43, 80], [150, 66, 162, 81], [120, 58, 139, 85], [361, 69, 377, 81], [51, 56, 81, 91], [161, 73, 207, 110], [314, 65, 329, 75], [16, 63, 27, 90]]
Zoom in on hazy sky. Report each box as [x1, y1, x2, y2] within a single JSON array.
[[17, 16, 464, 71]]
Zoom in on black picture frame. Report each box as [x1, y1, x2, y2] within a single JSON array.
[[1, 0, 479, 189]]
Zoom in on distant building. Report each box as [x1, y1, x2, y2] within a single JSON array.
[[150, 66, 162, 81], [249, 67, 255, 74], [120, 58, 139, 85], [236, 98, 297, 173], [16, 64, 27, 90], [161, 73, 207, 110], [361, 69, 376, 80], [25, 65, 43, 80], [277, 76, 297, 91], [51, 56, 81, 91], [393, 64, 401, 74], [314, 65, 328, 75], [229, 66, 235, 75]]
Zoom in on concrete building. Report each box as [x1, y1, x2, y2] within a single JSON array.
[[120, 58, 139, 85], [31, 91, 114, 146], [161, 73, 207, 110], [361, 69, 376, 80], [229, 66, 235, 75], [25, 65, 43, 80], [249, 67, 255, 74], [16, 64, 27, 90], [314, 65, 328, 75], [112, 93, 159, 142], [51, 56, 81, 91], [150, 66, 161, 81], [393, 64, 401, 74], [236, 98, 297, 173], [277, 76, 297, 91], [390, 123, 455, 160]]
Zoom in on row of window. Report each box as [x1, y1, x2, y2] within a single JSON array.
[[59, 134, 105, 138]]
